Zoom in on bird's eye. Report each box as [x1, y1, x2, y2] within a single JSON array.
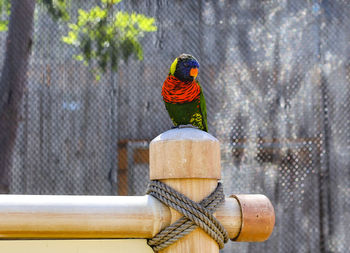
[[183, 63, 189, 67]]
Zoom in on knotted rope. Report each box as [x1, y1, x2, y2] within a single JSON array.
[[146, 180, 229, 252]]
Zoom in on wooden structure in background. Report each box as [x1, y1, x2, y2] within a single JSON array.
[[117, 140, 149, 195]]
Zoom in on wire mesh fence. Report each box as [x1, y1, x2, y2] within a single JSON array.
[[0, 0, 349, 252]]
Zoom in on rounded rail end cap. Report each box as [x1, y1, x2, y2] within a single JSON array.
[[230, 194, 275, 242]]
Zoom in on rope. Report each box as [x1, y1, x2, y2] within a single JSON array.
[[146, 180, 229, 251]]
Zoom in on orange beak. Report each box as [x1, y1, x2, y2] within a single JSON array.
[[190, 68, 198, 78]]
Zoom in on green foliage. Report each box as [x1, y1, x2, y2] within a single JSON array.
[[0, 0, 157, 79], [62, 0, 157, 78], [0, 0, 10, 31], [39, 0, 70, 21]]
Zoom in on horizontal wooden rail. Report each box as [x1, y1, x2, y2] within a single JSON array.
[[0, 194, 274, 241]]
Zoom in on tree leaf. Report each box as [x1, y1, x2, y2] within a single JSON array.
[[0, 21, 8, 31], [62, 1, 157, 80]]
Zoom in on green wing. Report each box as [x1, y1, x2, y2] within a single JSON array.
[[198, 81, 208, 132], [163, 80, 208, 132]]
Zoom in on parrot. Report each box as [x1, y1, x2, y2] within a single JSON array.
[[162, 54, 208, 132]]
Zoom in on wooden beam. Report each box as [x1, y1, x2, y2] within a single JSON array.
[[0, 240, 154, 253], [0, 194, 245, 239]]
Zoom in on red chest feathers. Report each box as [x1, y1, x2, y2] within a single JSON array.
[[162, 75, 200, 104]]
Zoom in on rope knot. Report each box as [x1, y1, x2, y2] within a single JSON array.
[[146, 180, 228, 251]]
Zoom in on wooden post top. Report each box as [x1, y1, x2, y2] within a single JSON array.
[[150, 128, 221, 180]]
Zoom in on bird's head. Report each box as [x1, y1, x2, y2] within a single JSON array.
[[169, 54, 199, 82]]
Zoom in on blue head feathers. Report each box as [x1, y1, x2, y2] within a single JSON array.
[[170, 54, 199, 82]]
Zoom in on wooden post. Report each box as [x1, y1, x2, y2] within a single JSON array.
[[150, 128, 222, 253]]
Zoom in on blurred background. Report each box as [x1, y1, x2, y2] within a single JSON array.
[[0, 0, 349, 252]]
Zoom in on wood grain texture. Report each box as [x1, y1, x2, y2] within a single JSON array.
[[0, 195, 170, 239], [150, 129, 222, 252], [231, 194, 275, 242], [150, 129, 221, 180], [159, 179, 220, 253], [0, 239, 154, 253], [0, 194, 242, 240]]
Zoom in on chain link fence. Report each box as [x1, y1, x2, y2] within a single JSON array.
[[0, 0, 349, 252]]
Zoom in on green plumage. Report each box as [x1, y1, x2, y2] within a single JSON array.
[[163, 54, 208, 132], [164, 81, 208, 132]]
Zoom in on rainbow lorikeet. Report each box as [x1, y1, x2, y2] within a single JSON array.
[[162, 54, 208, 132]]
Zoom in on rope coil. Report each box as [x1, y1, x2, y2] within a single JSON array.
[[146, 180, 228, 251]]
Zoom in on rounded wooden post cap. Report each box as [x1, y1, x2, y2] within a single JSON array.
[[150, 128, 221, 180], [230, 194, 275, 242]]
